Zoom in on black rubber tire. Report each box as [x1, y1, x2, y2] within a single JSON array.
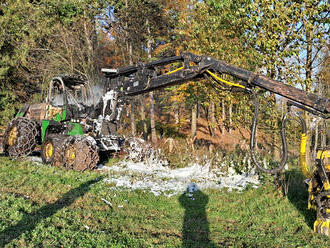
[[3, 117, 40, 157], [63, 136, 99, 171], [41, 134, 68, 166]]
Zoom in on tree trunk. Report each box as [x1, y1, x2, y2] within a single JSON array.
[[220, 98, 225, 134], [83, 10, 94, 80], [304, 113, 312, 163], [210, 102, 216, 137], [313, 120, 319, 158], [191, 104, 197, 138], [130, 104, 136, 136], [272, 133, 281, 160], [319, 81, 327, 148], [321, 120, 327, 147], [228, 102, 232, 134], [174, 103, 180, 125], [197, 102, 201, 118], [303, 23, 313, 164], [140, 95, 148, 140], [206, 102, 215, 137], [127, 42, 135, 136], [147, 19, 157, 143], [149, 92, 157, 143]]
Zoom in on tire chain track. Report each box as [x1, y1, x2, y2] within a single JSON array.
[[63, 136, 99, 171], [3, 117, 39, 157]]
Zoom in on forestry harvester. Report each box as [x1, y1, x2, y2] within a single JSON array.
[[2, 52, 330, 236]]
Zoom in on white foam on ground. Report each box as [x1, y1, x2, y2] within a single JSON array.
[[22, 137, 260, 197], [28, 156, 43, 164], [101, 159, 260, 197]]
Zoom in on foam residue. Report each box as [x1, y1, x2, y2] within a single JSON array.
[[100, 159, 260, 197]]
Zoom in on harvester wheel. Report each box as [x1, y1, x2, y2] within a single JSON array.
[[3, 117, 39, 157], [41, 134, 68, 167], [63, 136, 99, 171]]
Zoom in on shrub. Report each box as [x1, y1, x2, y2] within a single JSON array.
[[0, 90, 16, 126]]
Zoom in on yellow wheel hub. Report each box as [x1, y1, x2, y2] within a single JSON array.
[[8, 126, 18, 146], [44, 142, 53, 159], [65, 145, 76, 165]]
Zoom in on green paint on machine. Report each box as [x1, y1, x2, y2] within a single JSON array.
[[67, 122, 84, 136], [41, 120, 50, 142]]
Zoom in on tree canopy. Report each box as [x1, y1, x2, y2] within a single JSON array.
[[0, 0, 328, 140]]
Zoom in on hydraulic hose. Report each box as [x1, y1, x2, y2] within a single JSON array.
[[250, 90, 288, 174], [318, 147, 330, 186], [316, 190, 330, 219]]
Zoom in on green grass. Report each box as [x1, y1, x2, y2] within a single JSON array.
[[0, 156, 329, 247]]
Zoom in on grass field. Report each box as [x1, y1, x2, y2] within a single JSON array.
[[0, 156, 329, 247]]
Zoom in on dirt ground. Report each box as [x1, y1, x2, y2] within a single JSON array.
[[193, 118, 251, 151]]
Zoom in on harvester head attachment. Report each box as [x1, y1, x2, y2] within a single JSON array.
[[309, 149, 330, 236]]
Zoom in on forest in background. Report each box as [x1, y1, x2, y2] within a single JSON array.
[[0, 0, 329, 165]]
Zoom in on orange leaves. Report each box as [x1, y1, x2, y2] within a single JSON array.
[[153, 43, 171, 56], [169, 84, 192, 103]]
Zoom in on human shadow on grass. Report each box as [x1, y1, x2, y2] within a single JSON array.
[[179, 186, 218, 248], [0, 177, 102, 246], [284, 169, 316, 229]]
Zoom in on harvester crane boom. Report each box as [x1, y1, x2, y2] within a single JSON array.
[[103, 52, 329, 117]]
